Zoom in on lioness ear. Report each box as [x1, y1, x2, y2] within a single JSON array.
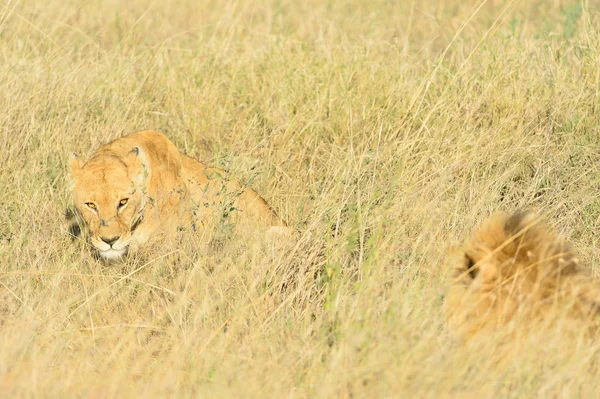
[[127, 146, 150, 188], [68, 153, 84, 185]]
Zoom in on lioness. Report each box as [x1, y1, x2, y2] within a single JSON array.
[[445, 211, 600, 339], [68, 130, 287, 261]]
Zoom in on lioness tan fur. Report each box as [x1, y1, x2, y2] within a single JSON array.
[[445, 211, 600, 339], [69, 130, 287, 261]]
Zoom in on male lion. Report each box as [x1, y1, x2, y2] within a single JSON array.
[[68, 130, 287, 261], [445, 211, 600, 339]]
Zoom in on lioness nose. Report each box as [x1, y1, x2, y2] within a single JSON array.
[[101, 236, 119, 246]]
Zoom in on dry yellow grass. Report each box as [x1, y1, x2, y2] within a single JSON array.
[[2, 0, 600, 397]]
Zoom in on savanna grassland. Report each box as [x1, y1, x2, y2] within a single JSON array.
[[1, 0, 600, 397]]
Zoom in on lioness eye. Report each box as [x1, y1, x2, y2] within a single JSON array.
[[119, 198, 128, 207], [85, 202, 96, 210]]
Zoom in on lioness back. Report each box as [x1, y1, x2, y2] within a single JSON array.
[[180, 155, 286, 229], [69, 130, 287, 261]]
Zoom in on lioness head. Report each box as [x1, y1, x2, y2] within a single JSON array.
[[69, 147, 148, 261]]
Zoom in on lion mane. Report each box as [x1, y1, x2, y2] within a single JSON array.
[[445, 211, 600, 339]]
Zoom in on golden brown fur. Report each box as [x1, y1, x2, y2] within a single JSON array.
[[445, 211, 600, 339], [69, 130, 287, 261]]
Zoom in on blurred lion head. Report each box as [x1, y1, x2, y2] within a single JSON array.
[[445, 211, 600, 340]]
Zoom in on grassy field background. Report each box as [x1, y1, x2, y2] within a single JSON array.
[[2, 0, 600, 396]]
